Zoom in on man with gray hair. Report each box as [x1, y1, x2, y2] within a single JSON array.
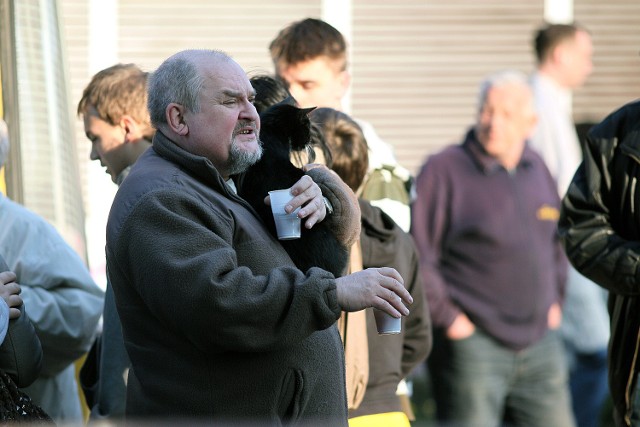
[[0, 119, 104, 423], [411, 70, 574, 426], [106, 49, 412, 424]]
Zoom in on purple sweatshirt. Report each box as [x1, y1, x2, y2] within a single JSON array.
[[411, 129, 567, 351]]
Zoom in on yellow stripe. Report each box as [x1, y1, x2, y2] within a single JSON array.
[[349, 412, 411, 427]]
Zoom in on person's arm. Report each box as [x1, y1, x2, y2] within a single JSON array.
[[0, 255, 43, 388], [303, 164, 361, 248], [6, 220, 104, 377], [559, 113, 640, 296], [400, 241, 432, 378], [0, 305, 43, 387], [110, 190, 408, 354], [528, 91, 562, 184], [0, 270, 21, 322], [0, 298, 8, 346], [544, 165, 569, 330], [411, 159, 469, 333]]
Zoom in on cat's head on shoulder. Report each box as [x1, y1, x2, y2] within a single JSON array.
[[259, 103, 316, 153]]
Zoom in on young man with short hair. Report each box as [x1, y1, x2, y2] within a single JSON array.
[[269, 18, 413, 231], [76, 63, 154, 420]]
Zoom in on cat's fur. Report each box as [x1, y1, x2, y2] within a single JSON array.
[[237, 103, 349, 277]]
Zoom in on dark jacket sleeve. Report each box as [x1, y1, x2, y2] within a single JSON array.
[[0, 255, 42, 387], [559, 105, 640, 296], [400, 238, 432, 377], [0, 305, 43, 387], [305, 165, 361, 248], [410, 159, 462, 329], [110, 189, 341, 354]]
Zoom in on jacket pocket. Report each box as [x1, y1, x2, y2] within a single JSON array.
[[276, 369, 303, 423]]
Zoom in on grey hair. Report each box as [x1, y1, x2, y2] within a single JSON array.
[[0, 119, 9, 168], [477, 70, 534, 112], [147, 49, 232, 128]]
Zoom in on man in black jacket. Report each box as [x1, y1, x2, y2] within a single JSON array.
[[559, 99, 640, 427]]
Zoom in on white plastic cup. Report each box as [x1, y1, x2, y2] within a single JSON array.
[[373, 308, 402, 335], [268, 189, 301, 240]]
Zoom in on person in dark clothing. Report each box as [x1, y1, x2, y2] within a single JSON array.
[[310, 107, 432, 427], [559, 100, 640, 427], [411, 70, 574, 426], [0, 254, 53, 424], [107, 49, 413, 424], [77, 63, 154, 421], [249, 75, 371, 411]]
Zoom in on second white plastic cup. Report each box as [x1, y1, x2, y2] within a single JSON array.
[[373, 308, 402, 335], [268, 189, 301, 240]]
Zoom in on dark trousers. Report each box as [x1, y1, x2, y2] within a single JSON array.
[[428, 327, 575, 427], [567, 348, 609, 427]]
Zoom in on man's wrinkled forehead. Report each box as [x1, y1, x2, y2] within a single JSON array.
[[201, 60, 253, 91]]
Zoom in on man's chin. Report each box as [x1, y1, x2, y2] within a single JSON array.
[[228, 143, 263, 175]]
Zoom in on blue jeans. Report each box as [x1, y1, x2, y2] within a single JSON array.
[[429, 328, 575, 427], [566, 348, 609, 427]]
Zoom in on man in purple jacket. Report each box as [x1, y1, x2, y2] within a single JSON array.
[[411, 70, 574, 426]]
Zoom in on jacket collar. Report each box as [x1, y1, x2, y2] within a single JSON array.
[[462, 128, 535, 175], [151, 130, 238, 199]]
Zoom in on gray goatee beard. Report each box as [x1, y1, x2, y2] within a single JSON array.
[[227, 137, 263, 176]]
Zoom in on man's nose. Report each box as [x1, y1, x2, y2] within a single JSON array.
[[89, 147, 99, 161], [240, 100, 259, 122]]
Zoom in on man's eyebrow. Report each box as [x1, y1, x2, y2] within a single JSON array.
[[221, 89, 256, 98]]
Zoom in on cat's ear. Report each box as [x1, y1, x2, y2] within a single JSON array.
[[301, 107, 316, 116], [289, 109, 314, 152]]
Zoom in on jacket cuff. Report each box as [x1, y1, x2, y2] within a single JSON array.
[[306, 166, 361, 248]]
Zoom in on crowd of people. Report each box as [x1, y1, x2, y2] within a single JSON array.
[[0, 16, 636, 427]]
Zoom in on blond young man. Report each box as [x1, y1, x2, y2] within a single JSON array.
[[76, 63, 154, 420]]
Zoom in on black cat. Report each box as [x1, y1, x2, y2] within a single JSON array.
[[237, 103, 349, 277]]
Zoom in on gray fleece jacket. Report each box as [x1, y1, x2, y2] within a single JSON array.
[[106, 130, 360, 425]]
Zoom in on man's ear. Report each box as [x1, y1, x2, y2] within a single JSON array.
[[167, 103, 188, 136], [338, 70, 351, 99], [120, 115, 142, 143], [553, 43, 570, 67]]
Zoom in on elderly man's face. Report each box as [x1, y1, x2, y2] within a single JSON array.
[[475, 83, 537, 169], [184, 59, 262, 178]]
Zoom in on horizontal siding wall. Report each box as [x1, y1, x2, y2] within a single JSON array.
[[351, 1, 543, 175], [61, 0, 640, 179], [573, 0, 640, 124], [57, 0, 640, 279], [117, 1, 322, 75], [60, 0, 89, 213]]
